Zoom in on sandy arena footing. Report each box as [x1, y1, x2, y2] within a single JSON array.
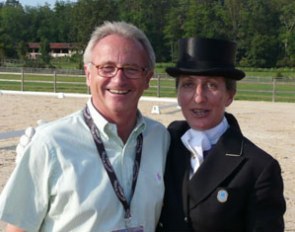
[[0, 94, 294, 231]]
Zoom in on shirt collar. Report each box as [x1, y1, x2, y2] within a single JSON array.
[[192, 116, 229, 145], [181, 116, 229, 153], [86, 99, 146, 139]]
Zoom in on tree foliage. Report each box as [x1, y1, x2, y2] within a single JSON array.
[[0, 0, 294, 68], [40, 38, 51, 65]]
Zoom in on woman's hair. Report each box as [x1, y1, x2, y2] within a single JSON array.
[[83, 21, 155, 69], [224, 78, 237, 92]]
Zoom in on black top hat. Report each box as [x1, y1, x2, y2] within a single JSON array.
[[166, 37, 245, 80]]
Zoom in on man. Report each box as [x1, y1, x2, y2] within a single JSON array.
[[0, 21, 170, 232]]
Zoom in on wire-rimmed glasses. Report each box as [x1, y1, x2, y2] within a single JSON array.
[[91, 62, 148, 79]]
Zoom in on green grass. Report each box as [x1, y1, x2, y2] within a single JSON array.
[[0, 73, 88, 93], [243, 67, 295, 78]]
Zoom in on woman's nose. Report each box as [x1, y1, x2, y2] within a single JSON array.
[[194, 85, 206, 103]]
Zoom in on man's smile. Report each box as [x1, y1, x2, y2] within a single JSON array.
[[107, 89, 130, 94]]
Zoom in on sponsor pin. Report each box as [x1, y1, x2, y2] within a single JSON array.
[[217, 189, 228, 203]]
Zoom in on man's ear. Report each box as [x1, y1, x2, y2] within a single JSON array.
[[144, 70, 154, 89], [84, 64, 91, 86]]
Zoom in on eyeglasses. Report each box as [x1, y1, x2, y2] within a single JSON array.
[[91, 63, 148, 79]]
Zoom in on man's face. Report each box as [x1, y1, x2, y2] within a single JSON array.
[[177, 75, 235, 130], [84, 34, 152, 122]]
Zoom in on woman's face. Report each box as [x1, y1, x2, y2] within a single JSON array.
[[177, 75, 235, 130]]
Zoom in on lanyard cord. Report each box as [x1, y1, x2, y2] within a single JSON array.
[[83, 106, 143, 220]]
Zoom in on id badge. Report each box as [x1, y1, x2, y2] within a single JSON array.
[[112, 225, 144, 232]]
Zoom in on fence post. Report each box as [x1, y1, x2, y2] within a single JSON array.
[[157, 73, 160, 97], [53, 71, 57, 93], [272, 78, 276, 102], [21, 68, 24, 91]]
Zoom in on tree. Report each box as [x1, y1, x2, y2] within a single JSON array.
[[40, 38, 51, 65], [278, 0, 295, 66], [53, 1, 76, 42], [0, 0, 294, 67], [0, 3, 26, 58], [36, 5, 56, 42], [71, 0, 118, 47], [16, 41, 28, 62], [145, 0, 172, 61], [224, 0, 244, 40], [119, 0, 171, 61], [163, 0, 187, 61], [239, 0, 281, 67], [183, 1, 233, 39], [5, 0, 21, 7]]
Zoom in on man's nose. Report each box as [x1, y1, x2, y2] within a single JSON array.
[[112, 68, 127, 81]]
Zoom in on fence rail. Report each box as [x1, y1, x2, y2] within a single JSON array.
[[0, 67, 295, 102]]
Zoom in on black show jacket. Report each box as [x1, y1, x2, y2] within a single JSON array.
[[157, 113, 285, 232]]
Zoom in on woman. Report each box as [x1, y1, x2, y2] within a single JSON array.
[[157, 37, 286, 231]]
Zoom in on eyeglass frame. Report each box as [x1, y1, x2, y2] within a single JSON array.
[[90, 62, 150, 79]]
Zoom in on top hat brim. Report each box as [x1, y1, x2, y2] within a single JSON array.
[[166, 67, 245, 80]]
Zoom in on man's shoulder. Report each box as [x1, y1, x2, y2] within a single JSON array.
[[143, 116, 167, 130], [36, 110, 85, 135]]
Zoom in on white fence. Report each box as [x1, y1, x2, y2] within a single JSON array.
[[0, 67, 295, 102]]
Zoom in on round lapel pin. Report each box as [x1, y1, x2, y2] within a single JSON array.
[[217, 189, 228, 203]]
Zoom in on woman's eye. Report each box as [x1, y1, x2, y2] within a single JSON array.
[[181, 82, 194, 88], [207, 82, 218, 90]]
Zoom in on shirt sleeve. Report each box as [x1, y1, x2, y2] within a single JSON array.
[[0, 135, 59, 231]]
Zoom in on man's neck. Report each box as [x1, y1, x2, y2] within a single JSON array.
[[118, 121, 137, 144], [102, 112, 137, 144], [90, 99, 138, 144]]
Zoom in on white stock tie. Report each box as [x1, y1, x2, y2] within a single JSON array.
[[181, 117, 229, 178], [181, 129, 211, 178]]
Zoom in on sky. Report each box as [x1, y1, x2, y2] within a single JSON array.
[[18, 0, 77, 7]]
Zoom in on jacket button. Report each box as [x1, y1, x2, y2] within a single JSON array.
[[184, 217, 188, 222]]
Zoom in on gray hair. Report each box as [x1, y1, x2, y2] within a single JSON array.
[[83, 21, 156, 69]]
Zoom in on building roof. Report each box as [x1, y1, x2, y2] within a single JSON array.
[[28, 42, 77, 49]]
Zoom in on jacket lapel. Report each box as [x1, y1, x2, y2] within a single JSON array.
[[187, 127, 245, 208]]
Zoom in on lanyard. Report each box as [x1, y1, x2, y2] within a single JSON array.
[[83, 106, 143, 223]]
